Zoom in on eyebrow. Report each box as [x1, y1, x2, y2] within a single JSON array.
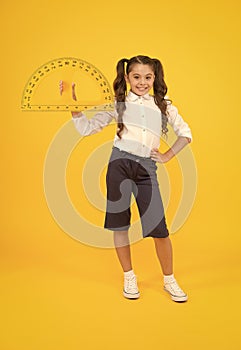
[[132, 73, 154, 76]]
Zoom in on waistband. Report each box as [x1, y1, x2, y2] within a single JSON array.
[[112, 146, 154, 162]]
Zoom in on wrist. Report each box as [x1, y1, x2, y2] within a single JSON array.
[[164, 148, 175, 162], [72, 111, 83, 118]]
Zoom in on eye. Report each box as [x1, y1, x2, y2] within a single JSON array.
[[146, 76, 152, 80], [133, 76, 139, 79]]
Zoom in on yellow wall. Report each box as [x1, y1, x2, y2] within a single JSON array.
[[1, 0, 241, 349]]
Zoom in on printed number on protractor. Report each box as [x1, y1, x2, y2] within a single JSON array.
[[21, 57, 114, 112]]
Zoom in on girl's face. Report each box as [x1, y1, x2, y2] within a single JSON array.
[[125, 64, 155, 96]]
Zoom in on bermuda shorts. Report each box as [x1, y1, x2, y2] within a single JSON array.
[[104, 147, 169, 238]]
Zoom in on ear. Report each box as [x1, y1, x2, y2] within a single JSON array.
[[124, 74, 129, 84]]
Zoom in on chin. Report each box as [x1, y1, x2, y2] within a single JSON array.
[[134, 89, 148, 96]]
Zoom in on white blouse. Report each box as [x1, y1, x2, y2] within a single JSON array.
[[72, 91, 192, 157]]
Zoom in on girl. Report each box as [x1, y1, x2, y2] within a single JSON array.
[[71, 55, 192, 302]]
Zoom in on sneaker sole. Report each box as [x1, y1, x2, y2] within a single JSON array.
[[123, 290, 140, 299], [164, 287, 188, 302]]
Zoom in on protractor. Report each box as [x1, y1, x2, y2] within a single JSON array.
[[21, 57, 114, 112]]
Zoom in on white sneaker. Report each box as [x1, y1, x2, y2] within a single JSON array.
[[164, 278, 188, 302], [123, 274, 140, 299]]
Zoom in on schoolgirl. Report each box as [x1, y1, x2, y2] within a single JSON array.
[[72, 55, 192, 302]]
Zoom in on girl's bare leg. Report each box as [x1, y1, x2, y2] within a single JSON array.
[[153, 236, 188, 301], [153, 237, 173, 275], [113, 230, 132, 272]]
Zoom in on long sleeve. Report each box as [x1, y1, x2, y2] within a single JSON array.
[[166, 104, 193, 141], [72, 110, 117, 136]]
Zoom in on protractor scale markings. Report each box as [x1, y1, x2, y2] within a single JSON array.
[[21, 57, 114, 111]]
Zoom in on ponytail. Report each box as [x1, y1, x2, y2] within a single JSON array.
[[113, 58, 129, 139], [152, 58, 169, 137]]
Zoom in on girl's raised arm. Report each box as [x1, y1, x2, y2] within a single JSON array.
[[72, 110, 117, 136], [68, 81, 117, 136]]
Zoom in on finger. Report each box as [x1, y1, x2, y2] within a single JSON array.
[[72, 82, 77, 101], [59, 80, 64, 95]]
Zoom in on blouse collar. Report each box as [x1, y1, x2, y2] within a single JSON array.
[[126, 90, 152, 101]]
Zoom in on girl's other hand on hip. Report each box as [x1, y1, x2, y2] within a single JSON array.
[[150, 148, 171, 163]]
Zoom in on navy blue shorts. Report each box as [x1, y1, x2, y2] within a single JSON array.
[[104, 147, 169, 238]]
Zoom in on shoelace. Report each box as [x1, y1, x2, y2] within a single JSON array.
[[166, 280, 185, 295], [125, 275, 138, 292]]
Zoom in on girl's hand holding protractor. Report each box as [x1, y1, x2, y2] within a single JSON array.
[[59, 79, 82, 118]]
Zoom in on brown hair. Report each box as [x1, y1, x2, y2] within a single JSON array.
[[113, 55, 170, 139]]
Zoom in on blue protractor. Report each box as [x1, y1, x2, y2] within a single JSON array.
[[21, 57, 114, 112]]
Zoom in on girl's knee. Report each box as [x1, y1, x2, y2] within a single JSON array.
[[153, 236, 170, 242]]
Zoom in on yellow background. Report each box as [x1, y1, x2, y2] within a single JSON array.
[[1, 0, 241, 349]]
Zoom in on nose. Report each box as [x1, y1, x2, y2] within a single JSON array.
[[139, 77, 145, 85]]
